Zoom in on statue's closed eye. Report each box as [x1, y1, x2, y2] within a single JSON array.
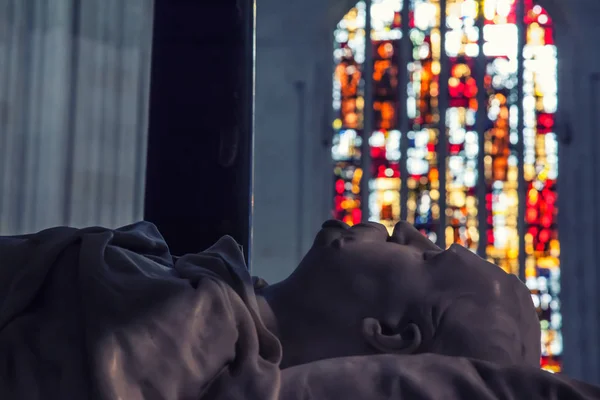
[[423, 249, 443, 261]]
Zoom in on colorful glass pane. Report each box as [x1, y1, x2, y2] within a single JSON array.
[[332, 3, 367, 225], [522, 0, 561, 373], [482, 0, 520, 276], [444, 0, 480, 250], [406, 0, 442, 242], [368, 0, 404, 233], [331, 0, 560, 371]]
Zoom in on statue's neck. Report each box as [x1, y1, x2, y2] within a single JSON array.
[[255, 281, 316, 368], [255, 279, 376, 368]]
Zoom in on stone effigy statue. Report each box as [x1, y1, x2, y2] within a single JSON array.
[[0, 220, 598, 399]]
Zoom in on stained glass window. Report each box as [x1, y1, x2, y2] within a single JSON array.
[[333, 4, 367, 226], [407, 0, 442, 242], [444, 0, 480, 251], [368, 0, 404, 233], [332, 0, 560, 372], [482, 0, 520, 276], [522, 0, 561, 373]]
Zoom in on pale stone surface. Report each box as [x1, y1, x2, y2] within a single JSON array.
[[0, 0, 153, 234], [252, 0, 346, 281]]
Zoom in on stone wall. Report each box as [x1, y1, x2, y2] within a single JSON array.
[[0, 0, 153, 234]]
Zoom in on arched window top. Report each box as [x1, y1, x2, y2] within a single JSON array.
[[331, 0, 560, 372]]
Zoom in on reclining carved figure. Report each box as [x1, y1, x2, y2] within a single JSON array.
[[0, 220, 598, 399]]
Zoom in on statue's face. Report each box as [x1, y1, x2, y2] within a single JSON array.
[[293, 220, 540, 366]]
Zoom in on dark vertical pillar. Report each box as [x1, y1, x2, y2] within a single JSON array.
[[516, 0, 526, 282], [398, 0, 410, 222], [360, 0, 374, 222], [144, 0, 255, 261], [475, 2, 487, 259], [437, 0, 448, 248]]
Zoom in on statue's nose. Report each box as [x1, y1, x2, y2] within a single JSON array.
[[348, 222, 389, 242], [389, 221, 442, 253]]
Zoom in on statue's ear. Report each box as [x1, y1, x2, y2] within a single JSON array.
[[361, 318, 422, 354]]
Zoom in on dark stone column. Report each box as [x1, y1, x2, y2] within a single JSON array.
[[144, 0, 255, 261]]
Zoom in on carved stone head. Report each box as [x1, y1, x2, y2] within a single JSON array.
[[273, 220, 540, 367]]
